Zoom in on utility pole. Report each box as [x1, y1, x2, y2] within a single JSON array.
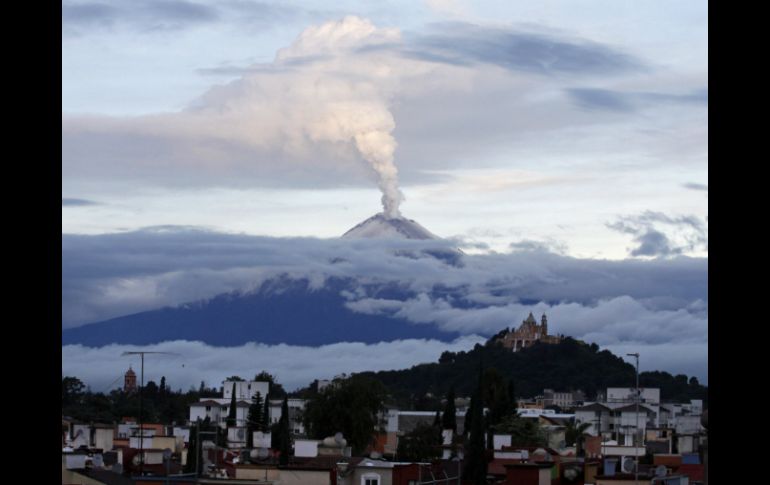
[[122, 351, 179, 476], [627, 353, 640, 485]]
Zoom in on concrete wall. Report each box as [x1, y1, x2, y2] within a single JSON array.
[[280, 469, 331, 485], [235, 466, 281, 481]]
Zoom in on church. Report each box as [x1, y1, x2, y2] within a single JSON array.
[[496, 312, 562, 352]]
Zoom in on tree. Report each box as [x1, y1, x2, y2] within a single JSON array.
[[495, 415, 547, 447], [463, 381, 487, 484], [565, 420, 592, 456], [397, 423, 442, 462], [278, 396, 291, 465], [226, 376, 245, 382], [226, 382, 237, 428], [62, 376, 86, 408], [246, 391, 264, 448], [442, 387, 457, 431], [254, 371, 287, 397], [302, 375, 387, 454]]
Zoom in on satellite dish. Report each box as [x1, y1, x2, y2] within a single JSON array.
[[655, 465, 667, 477], [237, 429, 245, 439], [163, 448, 173, 460], [622, 457, 635, 473], [334, 432, 344, 445], [258, 448, 269, 458], [563, 467, 579, 481]]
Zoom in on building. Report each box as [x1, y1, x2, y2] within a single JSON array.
[[124, 366, 137, 392], [495, 313, 563, 352], [540, 388, 586, 409]]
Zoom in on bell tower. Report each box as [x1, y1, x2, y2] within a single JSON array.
[[124, 366, 137, 392]]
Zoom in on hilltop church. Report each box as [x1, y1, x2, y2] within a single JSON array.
[[496, 312, 563, 352]]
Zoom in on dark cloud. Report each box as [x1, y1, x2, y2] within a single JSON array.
[[630, 229, 679, 257], [566, 88, 634, 112], [608, 211, 707, 258], [683, 182, 708, 192], [63, 0, 220, 34], [508, 239, 567, 254], [399, 23, 642, 76], [62, 198, 100, 207], [566, 87, 708, 112]]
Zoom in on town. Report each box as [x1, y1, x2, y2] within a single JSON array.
[[62, 315, 707, 485]]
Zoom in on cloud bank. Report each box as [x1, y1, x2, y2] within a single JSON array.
[[62, 336, 487, 392], [62, 226, 707, 383]]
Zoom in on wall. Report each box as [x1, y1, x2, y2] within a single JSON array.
[[234, 465, 281, 481], [353, 468, 391, 485], [222, 380, 270, 401], [280, 469, 332, 485]]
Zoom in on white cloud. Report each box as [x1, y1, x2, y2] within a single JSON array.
[[62, 336, 487, 392]]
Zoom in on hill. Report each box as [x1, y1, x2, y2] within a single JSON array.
[[355, 337, 707, 408]]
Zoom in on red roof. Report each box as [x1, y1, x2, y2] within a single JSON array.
[[488, 459, 522, 476], [677, 464, 704, 481]]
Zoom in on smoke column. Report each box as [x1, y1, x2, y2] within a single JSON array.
[[354, 130, 403, 218]]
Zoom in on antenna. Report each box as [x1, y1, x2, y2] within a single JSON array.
[[121, 351, 180, 476]]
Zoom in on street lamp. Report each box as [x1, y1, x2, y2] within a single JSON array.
[[626, 353, 640, 485]]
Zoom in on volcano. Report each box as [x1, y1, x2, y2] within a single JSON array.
[[342, 213, 439, 240]]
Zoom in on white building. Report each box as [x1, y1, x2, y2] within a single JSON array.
[[222, 380, 269, 401], [269, 398, 306, 435]]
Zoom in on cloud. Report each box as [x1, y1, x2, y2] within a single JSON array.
[[62, 198, 100, 207], [566, 87, 708, 112], [62, 0, 220, 35], [607, 211, 707, 258], [404, 22, 642, 76], [63, 16, 657, 194], [683, 182, 708, 192], [62, 336, 488, 392], [61, 226, 707, 383]]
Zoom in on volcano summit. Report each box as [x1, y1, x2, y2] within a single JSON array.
[[342, 213, 439, 240]]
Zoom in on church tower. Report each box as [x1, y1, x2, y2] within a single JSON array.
[[541, 313, 548, 336], [124, 366, 137, 392]]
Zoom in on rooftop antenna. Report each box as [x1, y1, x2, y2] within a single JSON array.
[[121, 351, 179, 476]]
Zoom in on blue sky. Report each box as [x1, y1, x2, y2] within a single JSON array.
[[62, 0, 707, 390]]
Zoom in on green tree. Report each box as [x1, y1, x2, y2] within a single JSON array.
[[279, 396, 291, 465], [226, 382, 237, 428], [495, 415, 547, 447], [463, 380, 487, 484], [397, 423, 442, 462], [246, 391, 264, 448], [442, 387, 457, 431], [564, 420, 592, 456], [302, 375, 387, 454], [62, 376, 86, 409]]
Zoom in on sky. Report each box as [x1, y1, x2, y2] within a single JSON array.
[[62, 0, 708, 391]]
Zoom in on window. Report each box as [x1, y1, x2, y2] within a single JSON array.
[[362, 474, 380, 485]]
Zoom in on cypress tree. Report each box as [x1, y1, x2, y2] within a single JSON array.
[[246, 391, 264, 448], [442, 387, 457, 432], [279, 396, 291, 465], [464, 365, 487, 484], [226, 382, 237, 428]]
